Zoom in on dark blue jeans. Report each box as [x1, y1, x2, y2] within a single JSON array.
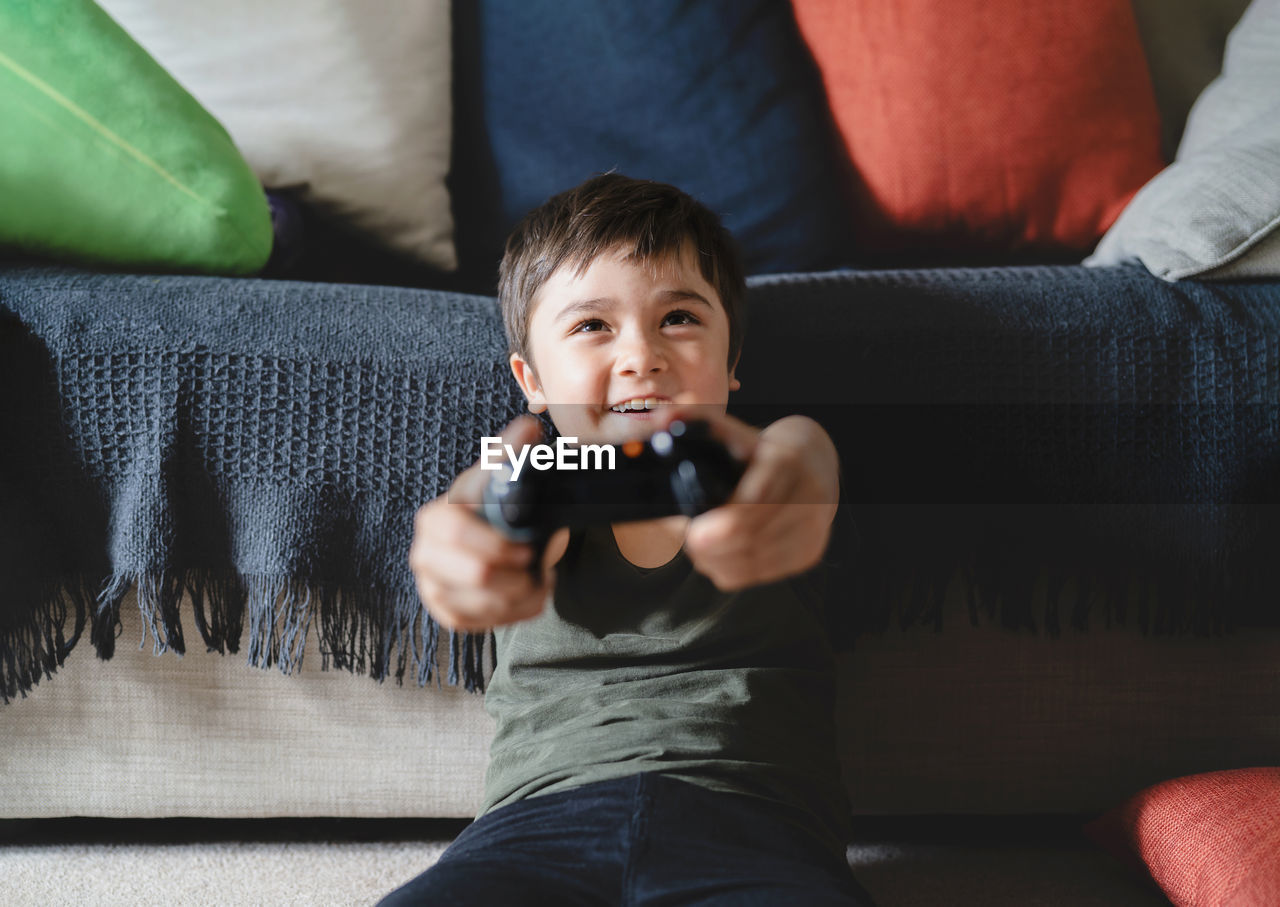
[[379, 773, 874, 906]]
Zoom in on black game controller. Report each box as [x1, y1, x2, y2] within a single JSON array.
[[480, 420, 745, 564]]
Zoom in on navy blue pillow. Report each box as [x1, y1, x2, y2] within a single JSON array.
[[450, 0, 858, 292]]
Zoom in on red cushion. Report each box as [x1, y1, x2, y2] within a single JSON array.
[[1085, 767, 1280, 907], [791, 0, 1166, 255]]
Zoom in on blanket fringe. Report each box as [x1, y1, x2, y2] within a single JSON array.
[[0, 575, 91, 704], [1, 569, 493, 703], [3, 544, 1262, 704], [837, 537, 1240, 645]]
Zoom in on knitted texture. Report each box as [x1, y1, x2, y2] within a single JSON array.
[[738, 266, 1280, 639], [0, 268, 526, 702], [3, 264, 1280, 703]]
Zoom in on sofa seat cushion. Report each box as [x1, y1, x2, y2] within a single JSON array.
[[0, 593, 492, 819], [4, 584, 1280, 819], [837, 582, 1280, 815]]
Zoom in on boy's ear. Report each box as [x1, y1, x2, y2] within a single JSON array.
[[728, 356, 741, 392], [509, 352, 548, 414]]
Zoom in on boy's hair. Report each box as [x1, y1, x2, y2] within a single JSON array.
[[498, 173, 746, 370]]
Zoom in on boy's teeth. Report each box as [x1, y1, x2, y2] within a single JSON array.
[[611, 397, 661, 413]]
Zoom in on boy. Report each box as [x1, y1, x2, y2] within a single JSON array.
[[388, 175, 873, 905]]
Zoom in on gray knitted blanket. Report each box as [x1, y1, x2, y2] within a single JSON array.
[[3, 264, 1280, 704], [1, 267, 526, 702]]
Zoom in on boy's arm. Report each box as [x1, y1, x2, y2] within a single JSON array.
[[677, 413, 841, 592]]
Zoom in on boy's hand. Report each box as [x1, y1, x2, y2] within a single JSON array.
[[408, 416, 568, 633], [658, 410, 840, 591]]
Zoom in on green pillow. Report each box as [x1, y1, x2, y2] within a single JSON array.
[[0, 0, 271, 274]]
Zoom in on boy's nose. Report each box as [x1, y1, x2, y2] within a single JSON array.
[[615, 333, 666, 376]]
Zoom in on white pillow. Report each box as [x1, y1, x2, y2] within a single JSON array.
[[97, 0, 456, 271], [1088, 0, 1280, 281]]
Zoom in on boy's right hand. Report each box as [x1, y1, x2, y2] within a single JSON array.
[[409, 416, 568, 633]]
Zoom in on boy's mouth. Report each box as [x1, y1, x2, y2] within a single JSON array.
[[608, 396, 669, 415]]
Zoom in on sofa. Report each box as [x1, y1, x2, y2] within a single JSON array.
[[3, 1, 1280, 905]]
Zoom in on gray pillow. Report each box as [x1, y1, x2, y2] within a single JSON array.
[[1088, 0, 1280, 280]]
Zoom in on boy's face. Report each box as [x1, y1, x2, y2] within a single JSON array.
[[510, 242, 739, 445]]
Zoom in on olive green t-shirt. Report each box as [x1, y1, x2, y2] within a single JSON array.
[[482, 523, 851, 851]]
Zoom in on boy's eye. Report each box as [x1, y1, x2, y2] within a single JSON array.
[[572, 319, 606, 334], [663, 309, 700, 326]]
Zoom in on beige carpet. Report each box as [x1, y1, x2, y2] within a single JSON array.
[[0, 839, 450, 907]]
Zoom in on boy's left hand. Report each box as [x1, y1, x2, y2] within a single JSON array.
[[657, 410, 840, 591]]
